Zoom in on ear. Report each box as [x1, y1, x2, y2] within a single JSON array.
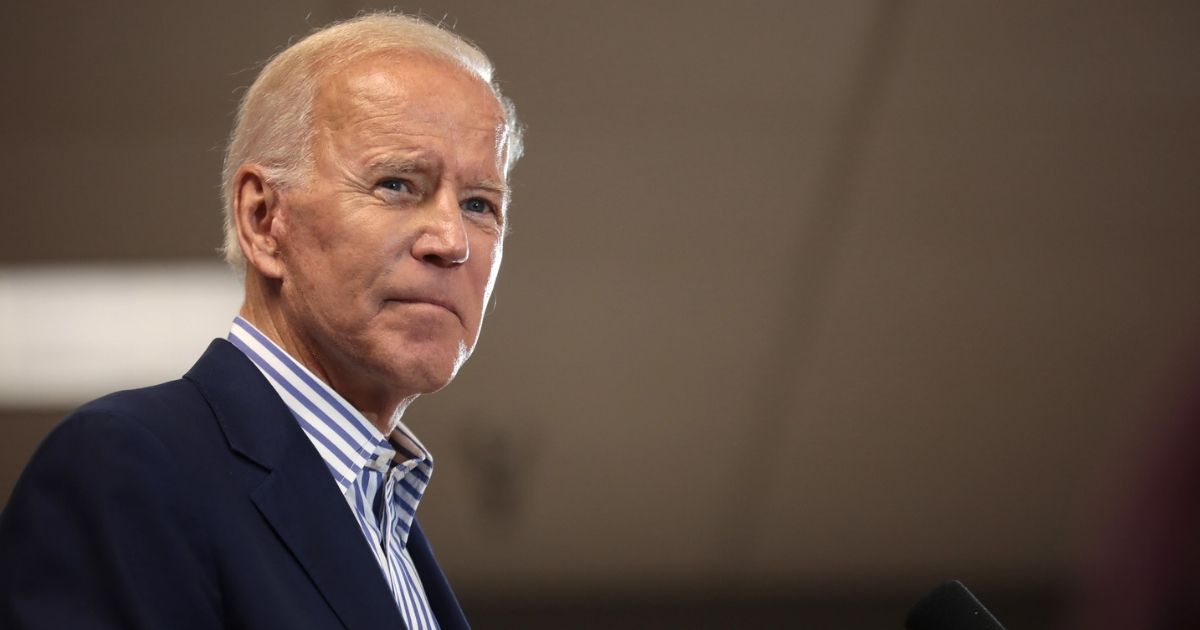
[[232, 164, 286, 279]]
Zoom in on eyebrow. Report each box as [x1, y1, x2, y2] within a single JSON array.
[[364, 157, 430, 174], [471, 180, 512, 199]]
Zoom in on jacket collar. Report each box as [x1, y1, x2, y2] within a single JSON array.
[[184, 339, 418, 630]]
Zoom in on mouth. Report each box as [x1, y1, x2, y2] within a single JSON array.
[[386, 297, 461, 322]]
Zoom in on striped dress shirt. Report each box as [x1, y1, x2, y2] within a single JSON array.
[[228, 317, 440, 630]]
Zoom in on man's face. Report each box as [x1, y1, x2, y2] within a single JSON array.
[[270, 52, 509, 409]]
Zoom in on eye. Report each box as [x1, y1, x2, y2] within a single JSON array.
[[461, 197, 496, 215], [377, 178, 412, 194]]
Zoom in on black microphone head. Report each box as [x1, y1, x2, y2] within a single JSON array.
[[905, 580, 1006, 630]]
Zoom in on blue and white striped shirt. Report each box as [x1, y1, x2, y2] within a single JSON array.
[[228, 317, 440, 630]]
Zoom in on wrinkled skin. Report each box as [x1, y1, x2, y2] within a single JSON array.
[[235, 51, 510, 429]]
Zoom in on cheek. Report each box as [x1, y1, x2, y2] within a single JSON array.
[[303, 217, 397, 289], [481, 238, 504, 297]]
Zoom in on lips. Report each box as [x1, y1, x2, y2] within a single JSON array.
[[385, 296, 460, 322]]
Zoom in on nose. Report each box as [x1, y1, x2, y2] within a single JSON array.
[[411, 189, 470, 267]]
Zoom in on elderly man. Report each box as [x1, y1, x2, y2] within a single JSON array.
[[0, 13, 521, 630]]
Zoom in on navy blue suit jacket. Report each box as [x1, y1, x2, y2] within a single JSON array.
[[0, 339, 469, 629]]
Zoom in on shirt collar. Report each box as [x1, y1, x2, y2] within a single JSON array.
[[226, 317, 433, 496]]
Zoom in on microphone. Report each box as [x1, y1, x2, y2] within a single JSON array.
[[905, 580, 1006, 630]]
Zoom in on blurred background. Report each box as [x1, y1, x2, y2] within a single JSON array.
[[2, 1, 1198, 627]]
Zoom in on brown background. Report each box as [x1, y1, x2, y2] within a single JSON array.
[[3, 1, 1199, 627]]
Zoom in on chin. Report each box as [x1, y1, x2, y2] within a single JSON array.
[[387, 341, 473, 395], [402, 367, 457, 396]]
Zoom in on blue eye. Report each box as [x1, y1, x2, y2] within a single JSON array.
[[461, 197, 494, 214], [378, 179, 412, 193]]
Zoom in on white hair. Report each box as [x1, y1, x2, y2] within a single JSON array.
[[220, 12, 524, 270]]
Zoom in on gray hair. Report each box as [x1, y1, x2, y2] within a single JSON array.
[[220, 12, 524, 270]]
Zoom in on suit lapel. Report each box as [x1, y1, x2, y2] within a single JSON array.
[[408, 520, 470, 629], [185, 340, 407, 630], [252, 442, 406, 630]]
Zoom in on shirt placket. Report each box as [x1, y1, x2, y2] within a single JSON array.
[[380, 470, 397, 553]]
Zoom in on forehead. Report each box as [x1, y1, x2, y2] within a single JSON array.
[[314, 50, 506, 148]]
